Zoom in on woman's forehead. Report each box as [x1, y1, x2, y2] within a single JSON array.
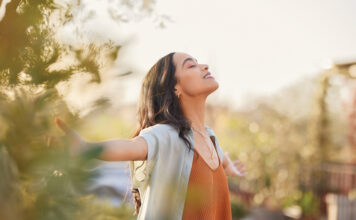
[[173, 52, 196, 65]]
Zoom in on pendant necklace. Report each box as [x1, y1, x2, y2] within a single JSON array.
[[192, 127, 216, 160]]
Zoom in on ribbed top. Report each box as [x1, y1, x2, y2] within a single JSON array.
[[182, 139, 232, 220]]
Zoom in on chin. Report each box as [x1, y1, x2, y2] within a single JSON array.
[[207, 81, 219, 94], [211, 80, 219, 90]]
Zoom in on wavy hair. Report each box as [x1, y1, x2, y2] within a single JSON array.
[[130, 52, 193, 215]]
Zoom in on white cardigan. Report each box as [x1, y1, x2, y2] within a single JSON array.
[[129, 123, 224, 220]]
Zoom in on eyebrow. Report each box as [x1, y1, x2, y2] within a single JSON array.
[[182, 57, 198, 68]]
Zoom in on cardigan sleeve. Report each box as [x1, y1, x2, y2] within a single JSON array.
[[138, 126, 160, 165], [130, 124, 170, 186]]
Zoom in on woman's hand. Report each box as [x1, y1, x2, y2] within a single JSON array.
[[223, 152, 247, 177], [54, 117, 86, 156], [51, 117, 149, 161]]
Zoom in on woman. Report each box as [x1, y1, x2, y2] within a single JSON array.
[[55, 52, 247, 220]]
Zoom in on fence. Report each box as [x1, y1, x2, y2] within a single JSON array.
[[301, 162, 356, 219]]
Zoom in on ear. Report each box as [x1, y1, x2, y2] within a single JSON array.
[[174, 84, 181, 95]]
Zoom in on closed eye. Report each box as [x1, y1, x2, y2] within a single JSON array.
[[189, 65, 196, 68], [182, 57, 198, 69]]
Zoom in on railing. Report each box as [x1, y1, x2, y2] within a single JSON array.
[[300, 162, 356, 219], [326, 194, 356, 220]]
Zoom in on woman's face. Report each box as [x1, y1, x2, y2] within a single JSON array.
[[173, 52, 219, 98]]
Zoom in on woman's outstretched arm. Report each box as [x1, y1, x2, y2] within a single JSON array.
[[55, 117, 148, 161], [85, 137, 148, 161]]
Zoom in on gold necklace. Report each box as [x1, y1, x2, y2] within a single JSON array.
[[192, 127, 215, 160]]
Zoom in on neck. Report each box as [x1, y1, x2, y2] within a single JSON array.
[[180, 95, 207, 131]]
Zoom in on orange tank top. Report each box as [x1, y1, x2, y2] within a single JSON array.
[[182, 138, 232, 220]]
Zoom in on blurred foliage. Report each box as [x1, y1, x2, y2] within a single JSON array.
[[282, 190, 320, 218], [0, 0, 124, 88], [207, 76, 356, 217], [0, 0, 156, 219], [211, 103, 309, 208], [298, 191, 320, 218], [0, 86, 136, 220], [230, 195, 249, 218]]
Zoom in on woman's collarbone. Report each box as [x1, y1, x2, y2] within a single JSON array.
[[194, 139, 219, 170]]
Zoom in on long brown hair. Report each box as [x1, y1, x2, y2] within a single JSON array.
[[130, 52, 193, 215]]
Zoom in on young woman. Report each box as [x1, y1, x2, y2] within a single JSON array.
[[55, 52, 247, 220]]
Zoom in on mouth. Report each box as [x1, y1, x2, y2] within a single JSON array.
[[203, 72, 214, 79]]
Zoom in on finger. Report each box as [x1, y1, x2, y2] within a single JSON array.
[[238, 168, 246, 174], [233, 171, 245, 177], [235, 164, 245, 170], [237, 170, 248, 176], [55, 117, 70, 134], [234, 165, 246, 172], [235, 164, 245, 169], [233, 160, 244, 165]]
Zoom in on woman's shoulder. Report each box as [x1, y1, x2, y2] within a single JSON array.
[[139, 123, 178, 135], [138, 124, 181, 150]]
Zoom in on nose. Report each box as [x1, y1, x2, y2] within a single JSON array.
[[201, 64, 209, 71]]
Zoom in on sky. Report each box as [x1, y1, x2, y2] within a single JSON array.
[[56, 0, 356, 114]]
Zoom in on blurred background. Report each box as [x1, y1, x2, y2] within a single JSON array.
[[1, 0, 356, 219]]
